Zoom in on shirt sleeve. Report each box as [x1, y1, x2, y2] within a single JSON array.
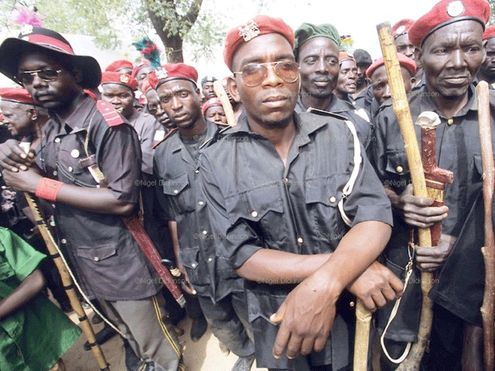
[[0, 228, 46, 281], [343, 143, 394, 227], [98, 124, 142, 203], [199, 153, 263, 269], [139, 116, 159, 175]]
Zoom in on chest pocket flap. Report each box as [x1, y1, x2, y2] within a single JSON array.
[[161, 173, 189, 196], [386, 150, 410, 176], [304, 175, 345, 207], [0, 261, 15, 280], [224, 182, 283, 224]]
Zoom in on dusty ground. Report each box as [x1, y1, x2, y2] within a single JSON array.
[[62, 309, 267, 371]]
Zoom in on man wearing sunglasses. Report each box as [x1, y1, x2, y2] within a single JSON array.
[[294, 23, 371, 149], [199, 15, 402, 371], [0, 27, 182, 370]]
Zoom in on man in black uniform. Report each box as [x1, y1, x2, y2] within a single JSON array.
[[478, 25, 495, 87], [0, 27, 182, 370], [372, 0, 492, 369], [200, 15, 403, 371], [151, 63, 255, 370], [293, 23, 371, 147]]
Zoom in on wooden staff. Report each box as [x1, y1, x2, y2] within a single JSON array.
[[213, 80, 236, 126], [477, 80, 495, 371], [377, 22, 433, 370], [23, 193, 110, 370], [353, 300, 372, 370]]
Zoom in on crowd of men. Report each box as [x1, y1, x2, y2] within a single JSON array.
[[0, 0, 495, 370]]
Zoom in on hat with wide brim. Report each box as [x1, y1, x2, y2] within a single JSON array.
[[0, 27, 101, 89]]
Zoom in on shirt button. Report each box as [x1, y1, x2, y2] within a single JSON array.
[[396, 165, 403, 173], [198, 201, 205, 206], [202, 230, 208, 235], [54, 137, 61, 143], [68, 166, 73, 172], [447, 118, 454, 126], [329, 196, 336, 203], [60, 238, 67, 244], [283, 177, 289, 184], [250, 210, 258, 218], [52, 170, 58, 176], [51, 204, 56, 209], [173, 189, 179, 194], [297, 237, 304, 244], [208, 257, 213, 262], [50, 220, 56, 227], [71, 149, 80, 158], [195, 169, 200, 174], [94, 257, 100, 262], [191, 263, 197, 268]]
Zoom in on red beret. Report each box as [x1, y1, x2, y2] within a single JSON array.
[[483, 24, 495, 40], [131, 59, 151, 79], [223, 15, 295, 71], [100, 71, 138, 91], [0, 87, 35, 105], [202, 97, 223, 115], [339, 51, 355, 63], [392, 19, 415, 39], [366, 53, 417, 79], [148, 63, 199, 90], [105, 59, 134, 73], [141, 78, 154, 95], [409, 0, 491, 47]]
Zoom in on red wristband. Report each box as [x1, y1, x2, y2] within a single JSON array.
[[35, 177, 63, 202]]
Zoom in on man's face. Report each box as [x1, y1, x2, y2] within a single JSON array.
[[298, 37, 340, 98], [356, 62, 371, 88], [205, 105, 227, 125], [420, 20, 485, 99], [229, 33, 299, 129], [336, 59, 358, 95], [135, 66, 154, 91], [145, 89, 174, 128], [370, 65, 414, 105], [0, 101, 34, 137], [156, 79, 202, 130], [395, 33, 416, 60], [202, 81, 217, 100], [481, 37, 495, 79], [101, 83, 134, 118], [17, 51, 81, 112]]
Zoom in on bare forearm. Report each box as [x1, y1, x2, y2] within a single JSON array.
[[0, 269, 45, 320], [237, 249, 331, 284], [168, 220, 181, 264], [54, 185, 135, 215], [313, 221, 391, 296]]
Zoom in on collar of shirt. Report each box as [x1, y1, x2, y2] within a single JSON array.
[[226, 111, 327, 146], [170, 119, 219, 153], [411, 84, 478, 119], [63, 94, 95, 132]]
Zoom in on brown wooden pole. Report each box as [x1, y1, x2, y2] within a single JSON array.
[[477, 80, 495, 371], [353, 300, 372, 370], [213, 80, 237, 126], [377, 22, 433, 371], [24, 193, 110, 370]]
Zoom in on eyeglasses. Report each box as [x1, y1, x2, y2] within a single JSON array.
[[233, 61, 299, 87], [16, 68, 63, 85]]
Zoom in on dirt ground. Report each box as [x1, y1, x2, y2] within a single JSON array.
[[62, 309, 267, 371]]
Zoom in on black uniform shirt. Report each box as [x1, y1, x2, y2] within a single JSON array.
[[35, 94, 159, 301], [154, 120, 243, 301], [200, 111, 392, 318], [372, 84, 495, 326], [295, 94, 372, 148]]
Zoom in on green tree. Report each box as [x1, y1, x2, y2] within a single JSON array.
[[1, 0, 223, 63], [490, 0, 495, 25]]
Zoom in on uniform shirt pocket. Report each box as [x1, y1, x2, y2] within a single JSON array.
[[161, 173, 195, 213]]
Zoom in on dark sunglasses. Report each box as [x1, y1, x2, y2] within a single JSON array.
[[233, 61, 299, 87], [16, 68, 63, 85]]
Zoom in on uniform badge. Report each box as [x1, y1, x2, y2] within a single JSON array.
[[70, 149, 80, 158], [156, 69, 168, 80], [20, 25, 33, 38], [447, 1, 465, 17], [120, 74, 130, 84], [396, 25, 406, 35], [238, 20, 260, 42]]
